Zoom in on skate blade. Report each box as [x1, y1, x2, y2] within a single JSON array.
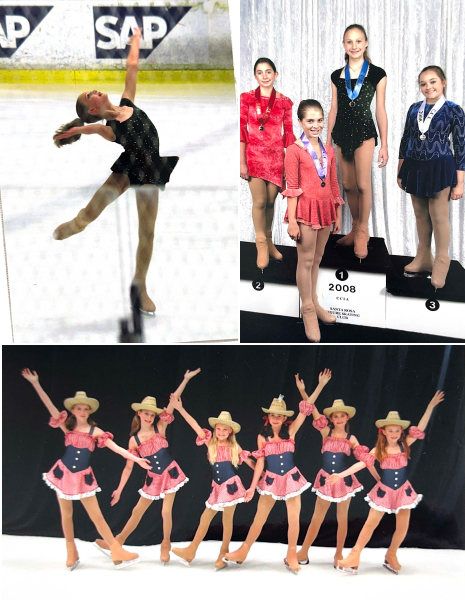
[[172, 554, 191, 567], [383, 561, 399, 575], [93, 541, 112, 560], [140, 310, 156, 317], [297, 559, 309, 565], [284, 559, 299, 575], [222, 556, 242, 566], [403, 270, 432, 278], [113, 557, 140, 570], [336, 565, 358, 575], [215, 563, 228, 571], [67, 559, 80, 571]]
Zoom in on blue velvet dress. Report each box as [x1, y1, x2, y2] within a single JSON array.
[[398, 100, 465, 197]]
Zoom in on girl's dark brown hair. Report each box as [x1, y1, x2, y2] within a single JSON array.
[[130, 413, 158, 437], [297, 99, 324, 121], [254, 57, 277, 74], [418, 65, 447, 95], [65, 414, 97, 431], [54, 97, 101, 148], [343, 24, 371, 64]]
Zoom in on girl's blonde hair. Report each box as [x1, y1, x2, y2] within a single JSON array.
[[343, 24, 371, 64], [207, 429, 240, 468], [54, 97, 101, 148], [374, 427, 410, 462]]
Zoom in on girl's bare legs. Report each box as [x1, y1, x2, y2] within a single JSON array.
[[215, 504, 237, 569], [353, 138, 376, 259], [405, 195, 434, 273], [264, 182, 282, 260], [285, 494, 302, 573], [338, 507, 385, 571], [297, 496, 331, 563], [429, 187, 451, 289], [336, 148, 359, 246], [57, 495, 79, 568], [133, 185, 159, 313], [53, 173, 130, 240], [311, 227, 335, 323], [249, 177, 269, 269], [171, 507, 217, 564], [160, 492, 176, 563], [385, 509, 410, 571], [225, 494, 276, 563], [296, 224, 320, 342], [335, 497, 351, 565]]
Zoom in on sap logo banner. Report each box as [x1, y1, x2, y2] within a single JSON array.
[[0, 5, 52, 57], [94, 6, 191, 59]]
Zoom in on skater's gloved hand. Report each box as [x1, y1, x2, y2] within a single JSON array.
[[111, 490, 122, 506], [137, 458, 152, 470], [451, 184, 463, 200], [21, 368, 39, 383], [243, 487, 255, 502], [326, 473, 342, 485]]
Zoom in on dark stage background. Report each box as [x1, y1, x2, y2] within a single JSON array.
[[3, 345, 465, 550]]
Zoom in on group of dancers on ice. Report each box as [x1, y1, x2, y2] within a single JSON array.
[[240, 23, 465, 341], [22, 365, 444, 575]]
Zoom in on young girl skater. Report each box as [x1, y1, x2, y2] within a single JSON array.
[[327, 24, 388, 259], [93, 368, 200, 564], [170, 399, 255, 569], [21, 368, 152, 570], [327, 391, 445, 574], [224, 369, 332, 574], [293, 375, 379, 567], [240, 57, 296, 270], [283, 100, 344, 342], [52, 28, 178, 314], [398, 66, 465, 289]]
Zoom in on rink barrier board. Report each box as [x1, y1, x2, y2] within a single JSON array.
[[0, 69, 235, 85]]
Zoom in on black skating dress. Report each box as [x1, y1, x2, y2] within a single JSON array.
[[106, 98, 179, 188], [330, 64, 386, 157]]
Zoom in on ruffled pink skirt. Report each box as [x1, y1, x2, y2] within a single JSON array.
[[43, 459, 100, 500], [257, 467, 310, 501], [284, 195, 343, 230], [365, 480, 422, 514], [139, 460, 188, 500], [206, 475, 246, 511], [312, 468, 363, 502]]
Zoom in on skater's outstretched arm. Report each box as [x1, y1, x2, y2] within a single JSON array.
[[170, 396, 206, 439], [22, 369, 67, 433], [110, 436, 139, 506], [53, 123, 116, 143], [351, 436, 380, 481], [326, 448, 376, 485], [157, 369, 201, 436], [290, 369, 332, 437], [237, 445, 256, 470], [243, 435, 266, 501], [294, 371, 331, 437], [122, 27, 142, 103], [93, 427, 152, 470], [406, 391, 445, 446]]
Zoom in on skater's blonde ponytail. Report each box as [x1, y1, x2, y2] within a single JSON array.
[[54, 96, 102, 148], [208, 430, 240, 468]]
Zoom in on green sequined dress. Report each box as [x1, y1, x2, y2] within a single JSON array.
[[330, 64, 386, 157]]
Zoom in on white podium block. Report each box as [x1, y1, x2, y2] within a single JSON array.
[[240, 279, 300, 317], [315, 268, 386, 328]]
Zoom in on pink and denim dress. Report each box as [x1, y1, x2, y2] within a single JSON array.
[[362, 427, 425, 514], [43, 411, 113, 500], [131, 413, 188, 500], [196, 429, 250, 511]]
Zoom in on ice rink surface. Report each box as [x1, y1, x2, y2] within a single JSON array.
[[2, 536, 464, 600], [0, 83, 238, 343]]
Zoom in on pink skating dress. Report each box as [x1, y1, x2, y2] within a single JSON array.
[[196, 429, 250, 511]]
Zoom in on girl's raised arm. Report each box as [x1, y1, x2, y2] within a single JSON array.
[[121, 27, 142, 103], [289, 369, 332, 437], [294, 370, 331, 437], [22, 369, 67, 432], [170, 396, 206, 439], [157, 368, 201, 436], [406, 390, 445, 445]]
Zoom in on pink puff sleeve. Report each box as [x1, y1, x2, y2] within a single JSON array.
[[239, 450, 251, 464], [408, 426, 425, 440], [251, 447, 266, 459], [97, 432, 114, 448], [282, 145, 303, 198], [282, 97, 296, 147], [196, 429, 212, 446], [159, 410, 174, 424], [328, 149, 344, 206], [240, 93, 250, 144], [312, 415, 328, 430], [129, 449, 139, 457], [49, 410, 67, 428], [299, 401, 315, 416], [353, 445, 375, 467]]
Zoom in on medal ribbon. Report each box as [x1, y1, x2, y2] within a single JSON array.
[[417, 95, 446, 135], [344, 59, 369, 102], [300, 133, 327, 183], [255, 86, 276, 128]]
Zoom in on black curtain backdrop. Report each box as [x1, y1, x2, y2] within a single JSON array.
[[3, 345, 464, 550]]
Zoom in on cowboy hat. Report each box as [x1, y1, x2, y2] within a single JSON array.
[[323, 399, 356, 419], [131, 396, 164, 414], [208, 411, 241, 434], [261, 395, 294, 417], [375, 411, 410, 430], [64, 391, 99, 414]]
